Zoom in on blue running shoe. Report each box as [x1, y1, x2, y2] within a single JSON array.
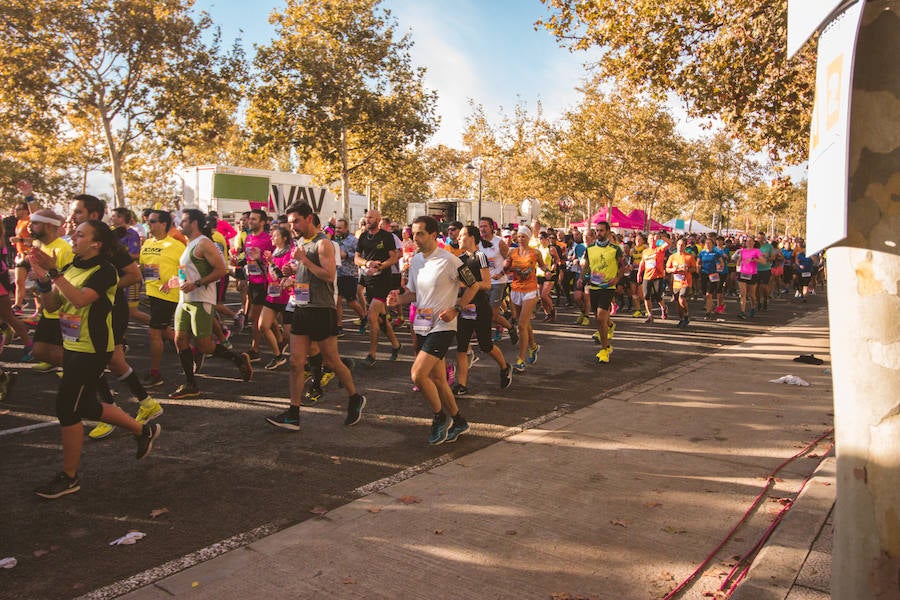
[[428, 414, 452, 445]]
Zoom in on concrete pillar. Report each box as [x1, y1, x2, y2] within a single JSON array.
[[830, 1, 900, 597]]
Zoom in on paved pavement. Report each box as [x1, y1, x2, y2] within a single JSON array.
[[99, 309, 835, 600]]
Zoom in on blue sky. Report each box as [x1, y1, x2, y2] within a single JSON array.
[[196, 0, 602, 147]]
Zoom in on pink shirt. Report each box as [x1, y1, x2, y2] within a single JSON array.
[[265, 246, 294, 304], [244, 231, 275, 284], [738, 248, 763, 276]]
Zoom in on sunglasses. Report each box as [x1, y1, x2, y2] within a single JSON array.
[[147, 220, 160, 224]]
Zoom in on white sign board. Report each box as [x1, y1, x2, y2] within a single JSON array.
[[804, 1, 864, 254], [787, 0, 853, 57]]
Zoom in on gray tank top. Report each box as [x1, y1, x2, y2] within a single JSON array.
[[297, 232, 335, 310]]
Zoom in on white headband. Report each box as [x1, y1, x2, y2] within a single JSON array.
[[30, 214, 62, 227]]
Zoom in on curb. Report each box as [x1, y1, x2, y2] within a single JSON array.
[[732, 455, 836, 600]]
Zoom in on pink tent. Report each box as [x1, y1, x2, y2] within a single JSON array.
[[590, 206, 642, 229], [627, 209, 671, 232]]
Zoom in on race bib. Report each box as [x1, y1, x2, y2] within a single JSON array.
[[708, 273, 720, 283], [739, 272, 752, 281], [645, 258, 656, 270], [142, 264, 160, 280], [673, 273, 686, 282], [412, 307, 435, 333], [460, 304, 477, 320], [293, 282, 310, 305], [60, 313, 81, 342], [267, 281, 283, 297], [245, 262, 262, 277], [801, 271, 812, 278], [590, 272, 607, 287]]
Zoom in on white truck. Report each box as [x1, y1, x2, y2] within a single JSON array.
[[406, 198, 520, 227], [181, 165, 368, 223]]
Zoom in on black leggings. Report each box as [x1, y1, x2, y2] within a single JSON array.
[[456, 307, 494, 353], [56, 350, 112, 427]]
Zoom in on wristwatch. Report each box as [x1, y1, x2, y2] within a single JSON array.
[[194, 280, 203, 287], [47, 268, 61, 280], [453, 304, 463, 313]]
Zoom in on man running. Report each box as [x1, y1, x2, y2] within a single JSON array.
[[637, 232, 669, 323], [478, 217, 516, 343], [169, 209, 253, 399], [665, 238, 698, 328], [267, 203, 366, 431], [243, 209, 275, 362], [583, 221, 623, 363], [355, 209, 401, 366], [389, 216, 480, 445], [756, 232, 776, 311]]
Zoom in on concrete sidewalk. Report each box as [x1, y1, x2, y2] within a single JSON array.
[[113, 311, 835, 600]]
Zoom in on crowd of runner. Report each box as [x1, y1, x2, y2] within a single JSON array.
[[0, 181, 825, 499]]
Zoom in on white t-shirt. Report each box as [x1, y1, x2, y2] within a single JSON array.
[[407, 247, 463, 334]]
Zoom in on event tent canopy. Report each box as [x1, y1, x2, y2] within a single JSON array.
[[570, 206, 642, 230], [627, 209, 671, 232], [662, 218, 714, 234]]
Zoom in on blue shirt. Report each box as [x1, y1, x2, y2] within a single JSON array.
[[699, 249, 723, 274]]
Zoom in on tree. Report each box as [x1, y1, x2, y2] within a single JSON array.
[[538, 0, 817, 162], [0, 0, 246, 207], [249, 0, 438, 218]]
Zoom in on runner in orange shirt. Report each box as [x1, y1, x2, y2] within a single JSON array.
[[505, 226, 548, 373], [665, 238, 698, 328]]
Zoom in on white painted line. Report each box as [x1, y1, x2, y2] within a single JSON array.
[[0, 420, 57, 437]]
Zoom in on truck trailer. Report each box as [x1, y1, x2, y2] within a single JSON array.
[[406, 198, 521, 228]]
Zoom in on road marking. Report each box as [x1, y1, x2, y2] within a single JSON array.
[[0, 421, 57, 437]]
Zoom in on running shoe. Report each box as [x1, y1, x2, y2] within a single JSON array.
[[748, 308, 755, 318], [320, 371, 335, 388], [35, 471, 80, 499], [265, 355, 288, 370], [237, 353, 254, 381], [20, 346, 34, 362], [445, 419, 470, 443], [345, 394, 366, 426], [737, 311, 747, 320], [142, 372, 164, 388], [660, 307, 669, 320], [632, 310, 643, 318], [233, 310, 245, 331], [500, 364, 512, 389], [32, 361, 58, 373], [582, 314, 593, 326], [446, 363, 456, 385], [88, 422, 115, 440], [508, 326, 519, 346], [23, 316, 39, 327], [643, 316, 654, 324], [336, 327, 345, 337], [390, 344, 401, 361], [363, 354, 376, 367], [467, 349, 479, 366], [608, 321, 616, 339], [267, 409, 300, 431], [527, 344, 540, 364], [304, 384, 323, 403], [451, 383, 468, 396], [428, 414, 453, 445], [676, 318, 686, 328], [357, 317, 368, 335], [135, 398, 164, 423], [610, 303, 618, 316], [704, 312, 713, 320], [513, 359, 526, 373], [246, 350, 261, 363], [596, 346, 613, 364], [592, 331, 602, 344], [493, 328, 502, 343], [169, 384, 200, 399], [135, 423, 161, 459]]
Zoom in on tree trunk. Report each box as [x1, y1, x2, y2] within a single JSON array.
[[340, 124, 350, 219], [97, 108, 125, 208]]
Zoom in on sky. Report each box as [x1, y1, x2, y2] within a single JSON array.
[[196, 0, 609, 147]]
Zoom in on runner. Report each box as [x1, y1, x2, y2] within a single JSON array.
[[260, 226, 293, 369], [566, 228, 589, 325], [355, 209, 401, 366], [169, 209, 253, 399], [242, 209, 275, 362], [698, 236, 726, 320], [505, 226, 548, 373], [665, 238, 698, 328], [478, 217, 516, 343], [32, 220, 160, 499], [139, 210, 185, 387], [733, 236, 765, 319], [266, 203, 366, 431], [637, 232, 669, 323], [583, 221, 623, 363], [387, 215, 480, 444], [755, 232, 776, 311], [333, 218, 366, 337], [451, 225, 513, 395], [536, 231, 560, 322]]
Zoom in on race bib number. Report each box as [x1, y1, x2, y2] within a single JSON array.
[[142, 264, 160, 280], [460, 304, 477, 320], [645, 258, 656, 270], [245, 262, 262, 277], [293, 282, 310, 305], [708, 273, 720, 283], [590, 272, 607, 287], [801, 271, 812, 278], [60, 313, 81, 342], [413, 307, 435, 333], [739, 272, 752, 281], [267, 282, 282, 297], [673, 273, 686, 282]]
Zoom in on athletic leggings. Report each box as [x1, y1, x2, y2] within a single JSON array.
[[56, 350, 112, 427], [456, 302, 494, 353]]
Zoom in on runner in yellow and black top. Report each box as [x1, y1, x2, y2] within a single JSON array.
[[139, 211, 186, 388], [31, 220, 161, 500], [583, 221, 623, 364]]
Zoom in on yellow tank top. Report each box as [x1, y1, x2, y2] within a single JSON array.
[[140, 235, 186, 301]]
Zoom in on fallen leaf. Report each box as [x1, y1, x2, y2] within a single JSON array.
[[397, 495, 421, 505], [191, 582, 200, 588], [643, 501, 663, 508], [310, 506, 328, 515], [32, 549, 49, 558], [661, 526, 687, 534], [150, 508, 170, 519], [434, 529, 445, 535], [343, 577, 356, 585], [505, 530, 517, 535], [610, 519, 630, 528], [330, 456, 342, 464], [367, 508, 382, 514], [807, 453, 820, 459]]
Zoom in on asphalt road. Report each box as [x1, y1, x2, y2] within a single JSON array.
[[0, 290, 826, 599]]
